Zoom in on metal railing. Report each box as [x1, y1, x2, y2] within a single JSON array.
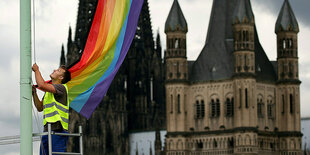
[[33, 124, 83, 155]]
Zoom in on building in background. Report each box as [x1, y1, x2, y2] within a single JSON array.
[[164, 0, 302, 154], [127, 118, 310, 155], [60, 0, 166, 154]]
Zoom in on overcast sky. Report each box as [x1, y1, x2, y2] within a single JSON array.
[[0, 0, 309, 154]]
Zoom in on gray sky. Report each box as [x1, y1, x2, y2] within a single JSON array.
[[0, 0, 309, 154]]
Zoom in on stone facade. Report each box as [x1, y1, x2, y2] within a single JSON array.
[[164, 0, 302, 154]]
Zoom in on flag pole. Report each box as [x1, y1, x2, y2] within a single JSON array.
[[20, 0, 33, 154]]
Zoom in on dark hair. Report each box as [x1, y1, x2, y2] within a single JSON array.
[[60, 65, 71, 84]]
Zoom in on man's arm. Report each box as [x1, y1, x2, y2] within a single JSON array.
[[32, 85, 43, 112], [32, 63, 56, 93]]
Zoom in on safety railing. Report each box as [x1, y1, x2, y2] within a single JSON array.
[[33, 124, 83, 155]]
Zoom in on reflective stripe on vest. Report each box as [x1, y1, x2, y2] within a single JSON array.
[[43, 111, 69, 124], [43, 84, 69, 130], [43, 102, 69, 113]]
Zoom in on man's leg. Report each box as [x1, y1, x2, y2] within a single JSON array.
[[40, 135, 48, 155], [51, 131, 68, 153]]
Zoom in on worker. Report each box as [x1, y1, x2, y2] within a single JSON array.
[[32, 63, 71, 155]]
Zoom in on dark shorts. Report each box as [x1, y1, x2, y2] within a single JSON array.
[[39, 131, 68, 155]]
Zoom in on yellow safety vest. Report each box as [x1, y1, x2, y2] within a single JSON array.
[[43, 84, 69, 130]]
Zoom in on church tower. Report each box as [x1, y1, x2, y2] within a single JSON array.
[[275, 0, 301, 154], [276, 0, 300, 131], [164, 0, 188, 133], [232, 1, 258, 154], [276, 0, 299, 83], [165, 0, 188, 82], [232, 0, 257, 129], [232, 0, 255, 75]]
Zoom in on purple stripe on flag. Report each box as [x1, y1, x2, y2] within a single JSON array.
[[80, 0, 144, 119]]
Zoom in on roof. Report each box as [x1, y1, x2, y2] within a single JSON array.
[[233, 0, 254, 24], [165, 0, 188, 33], [275, 0, 299, 33], [188, 0, 277, 83]]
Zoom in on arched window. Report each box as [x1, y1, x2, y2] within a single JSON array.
[[216, 99, 220, 117], [267, 98, 274, 119], [175, 39, 179, 49], [282, 95, 285, 114], [289, 39, 293, 48], [226, 97, 234, 117], [226, 98, 230, 116], [283, 39, 286, 49], [201, 100, 205, 117], [239, 88, 242, 108], [196, 100, 200, 118], [244, 55, 247, 69], [243, 31, 246, 42], [177, 94, 181, 113], [211, 99, 216, 117], [257, 95, 264, 118], [170, 95, 173, 113], [245, 88, 248, 108], [195, 96, 205, 119], [290, 94, 294, 114]]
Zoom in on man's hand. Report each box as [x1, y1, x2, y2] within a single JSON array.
[[32, 63, 56, 93], [32, 63, 39, 72]]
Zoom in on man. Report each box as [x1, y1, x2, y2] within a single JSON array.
[[32, 63, 71, 155]]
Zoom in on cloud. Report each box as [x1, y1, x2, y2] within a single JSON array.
[[252, 0, 310, 26]]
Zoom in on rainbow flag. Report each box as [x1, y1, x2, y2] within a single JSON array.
[[67, 0, 144, 119]]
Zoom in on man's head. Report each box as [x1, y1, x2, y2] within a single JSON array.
[[50, 65, 71, 84]]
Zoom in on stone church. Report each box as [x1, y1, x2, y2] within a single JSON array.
[[59, 0, 165, 154], [164, 0, 302, 154]]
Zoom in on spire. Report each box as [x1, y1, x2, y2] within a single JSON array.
[[155, 29, 162, 58], [275, 0, 299, 33], [165, 0, 187, 33], [68, 25, 72, 43], [60, 44, 66, 66], [233, 0, 254, 24], [66, 25, 80, 66], [67, 26, 73, 54]]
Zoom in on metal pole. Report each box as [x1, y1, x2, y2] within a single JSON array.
[[20, 0, 32, 154], [79, 126, 83, 155], [48, 124, 52, 155]]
